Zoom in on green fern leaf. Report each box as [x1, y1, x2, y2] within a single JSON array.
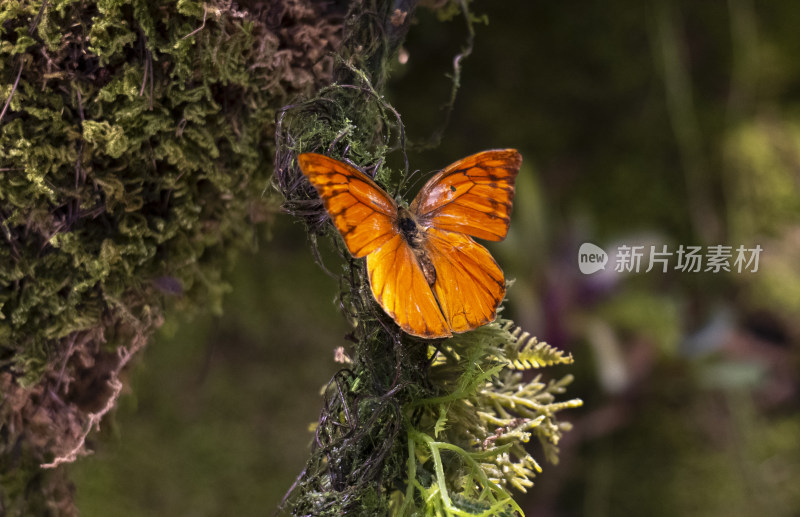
[[502, 322, 574, 369]]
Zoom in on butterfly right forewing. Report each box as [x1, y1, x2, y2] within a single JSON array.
[[411, 149, 521, 242]]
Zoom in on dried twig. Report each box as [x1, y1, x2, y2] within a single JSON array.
[[181, 4, 208, 40], [0, 0, 51, 125], [0, 63, 24, 126]]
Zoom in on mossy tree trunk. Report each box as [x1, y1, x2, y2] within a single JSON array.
[[1, 1, 343, 513]]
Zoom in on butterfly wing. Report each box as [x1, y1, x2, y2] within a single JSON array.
[[366, 234, 451, 338], [422, 227, 506, 333], [298, 153, 450, 338], [298, 153, 398, 258], [411, 149, 522, 242]]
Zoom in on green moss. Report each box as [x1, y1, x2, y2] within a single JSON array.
[[1, 0, 341, 514]]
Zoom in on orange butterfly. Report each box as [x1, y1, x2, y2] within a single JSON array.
[[297, 149, 522, 338]]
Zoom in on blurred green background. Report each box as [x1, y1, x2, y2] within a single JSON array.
[[70, 2, 800, 516]]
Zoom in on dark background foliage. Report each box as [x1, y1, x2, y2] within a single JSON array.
[[38, 0, 800, 515]]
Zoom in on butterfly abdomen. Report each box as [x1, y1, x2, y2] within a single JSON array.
[[397, 207, 437, 286]]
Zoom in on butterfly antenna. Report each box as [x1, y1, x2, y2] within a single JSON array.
[[402, 168, 432, 199], [391, 172, 404, 199]]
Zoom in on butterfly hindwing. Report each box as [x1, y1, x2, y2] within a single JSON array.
[[298, 153, 397, 258], [411, 149, 522, 242], [422, 228, 506, 333], [366, 234, 451, 338]]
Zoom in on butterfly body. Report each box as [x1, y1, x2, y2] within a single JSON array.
[[396, 207, 424, 249], [298, 150, 521, 339], [395, 207, 438, 286]]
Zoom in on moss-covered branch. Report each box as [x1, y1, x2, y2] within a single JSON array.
[[273, 2, 581, 515]]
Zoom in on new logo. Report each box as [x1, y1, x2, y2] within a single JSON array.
[[578, 242, 608, 275]]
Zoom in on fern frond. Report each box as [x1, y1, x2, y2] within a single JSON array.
[[394, 317, 581, 515], [501, 321, 574, 369]]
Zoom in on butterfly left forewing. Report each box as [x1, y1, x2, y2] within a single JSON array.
[[298, 153, 398, 258], [411, 149, 522, 242], [422, 228, 506, 333]]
